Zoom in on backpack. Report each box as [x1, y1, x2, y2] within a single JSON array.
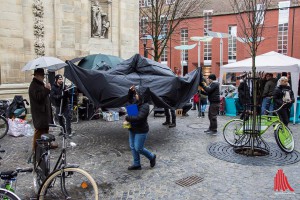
[[7, 95, 29, 119], [282, 89, 292, 103]]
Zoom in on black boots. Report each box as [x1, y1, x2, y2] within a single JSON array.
[[169, 123, 176, 128], [128, 165, 142, 170], [202, 112, 205, 117], [162, 121, 170, 125], [150, 154, 156, 168]]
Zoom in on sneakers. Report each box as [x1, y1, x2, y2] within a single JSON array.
[[183, 113, 189, 116], [169, 123, 176, 128], [68, 131, 75, 137], [209, 131, 218, 136], [150, 154, 156, 168], [162, 121, 171, 125], [204, 129, 211, 133], [128, 165, 142, 170], [191, 108, 196, 110]]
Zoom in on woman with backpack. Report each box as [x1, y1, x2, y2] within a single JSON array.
[[273, 76, 295, 126]]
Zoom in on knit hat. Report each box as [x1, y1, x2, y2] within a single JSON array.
[[208, 74, 216, 80], [55, 74, 63, 81]]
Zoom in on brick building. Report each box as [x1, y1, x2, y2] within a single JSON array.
[[139, 0, 300, 84]]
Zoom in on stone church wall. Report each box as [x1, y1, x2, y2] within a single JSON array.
[[0, 0, 139, 99]]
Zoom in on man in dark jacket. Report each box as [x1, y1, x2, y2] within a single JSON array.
[[261, 73, 276, 115], [125, 85, 156, 170], [50, 74, 73, 137], [200, 74, 220, 135], [29, 68, 57, 151]]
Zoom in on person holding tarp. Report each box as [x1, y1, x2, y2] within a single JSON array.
[[124, 85, 156, 170], [50, 74, 74, 137], [200, 74, 220, 135]]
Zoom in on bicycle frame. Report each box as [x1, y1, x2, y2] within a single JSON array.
[[34, 124, 79, 197], [258, 115, 285, 135]]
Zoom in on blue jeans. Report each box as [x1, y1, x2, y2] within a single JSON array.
[[261, 97, 273, 115], [201, 104, 207, 112], [129, 131, 154, 166]]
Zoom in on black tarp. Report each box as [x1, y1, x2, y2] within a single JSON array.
[[64, 54, 202, 109]]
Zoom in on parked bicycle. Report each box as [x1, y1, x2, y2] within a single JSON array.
[[33, 124, 98, 199], [0, 100, 9, 139], [0, 146, 32, 200], [223, 103, 294, 153]]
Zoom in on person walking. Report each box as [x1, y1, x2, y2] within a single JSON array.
[[273, 76, 295, 126], [29, 68, 57, 151], [261, 73, 276, 115], [200, 74, 220, 135], [50, 74, 73, 137], [125, 85, 156, 170]]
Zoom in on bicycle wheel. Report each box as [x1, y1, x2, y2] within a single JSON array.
[[0, 115, 8, 139], [38, 167, 98, 200], [274, 124, 294, 153], [33, 167, 45, 195], [223, 119, 249, 147], [0, 188, 21, 200]]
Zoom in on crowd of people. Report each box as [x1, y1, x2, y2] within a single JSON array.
[[28, 69, 295, 171]]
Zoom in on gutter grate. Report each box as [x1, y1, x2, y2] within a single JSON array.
[[175, 175, 204, 187]]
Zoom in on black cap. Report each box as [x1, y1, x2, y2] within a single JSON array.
[[55, 74, 63, 81], [33, 68, 45, 76], [208, 74, 216, 80]]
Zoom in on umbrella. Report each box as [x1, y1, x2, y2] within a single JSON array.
[[22, 56, 66, 72], [78, 54, 124, 71]]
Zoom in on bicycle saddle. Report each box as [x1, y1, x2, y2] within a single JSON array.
[[41, 134, 55, 142], [0, 170, 17, 180]]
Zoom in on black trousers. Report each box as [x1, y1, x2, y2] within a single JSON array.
[[208, 103, 220, 132], [182, 103, 192, 114], [278, 107, 290, 126], [164, 108, 176, 124]]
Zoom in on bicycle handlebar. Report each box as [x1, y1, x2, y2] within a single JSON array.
[[265, 102, 288, 114], [1, 168, 33, 177]]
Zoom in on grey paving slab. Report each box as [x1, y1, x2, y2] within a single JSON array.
[[0, 109, 300, 199]]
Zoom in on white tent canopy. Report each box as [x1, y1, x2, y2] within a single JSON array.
[[219, 51, 300, 123]]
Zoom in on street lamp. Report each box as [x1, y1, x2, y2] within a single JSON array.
[[142, 35, 148, 58], [190, 36, 213, 68]]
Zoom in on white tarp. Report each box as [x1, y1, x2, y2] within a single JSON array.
[[219, 51, 300, 124]]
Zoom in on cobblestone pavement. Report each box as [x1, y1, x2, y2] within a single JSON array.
[[1, 109, 300, 200]]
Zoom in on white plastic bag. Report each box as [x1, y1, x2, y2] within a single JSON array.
[[7, 118, 26, 137], [24, 124, 34, 137]]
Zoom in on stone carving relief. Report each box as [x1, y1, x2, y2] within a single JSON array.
[[33, 0, 45, 56], [91, 0, 110, 38]]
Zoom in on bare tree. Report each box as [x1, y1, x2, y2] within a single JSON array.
[[230, 0, 272, 151], [231, 0, 272, 101], [140, 0, 207, 61]]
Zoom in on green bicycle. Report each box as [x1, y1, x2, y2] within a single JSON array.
[[223, 104, 294, 153]]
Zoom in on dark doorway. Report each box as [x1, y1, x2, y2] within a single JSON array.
[[183, 65, 188, 76]]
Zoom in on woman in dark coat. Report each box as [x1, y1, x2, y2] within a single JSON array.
[[273, 76, 295, 126], [125, 85, 156, 170]]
